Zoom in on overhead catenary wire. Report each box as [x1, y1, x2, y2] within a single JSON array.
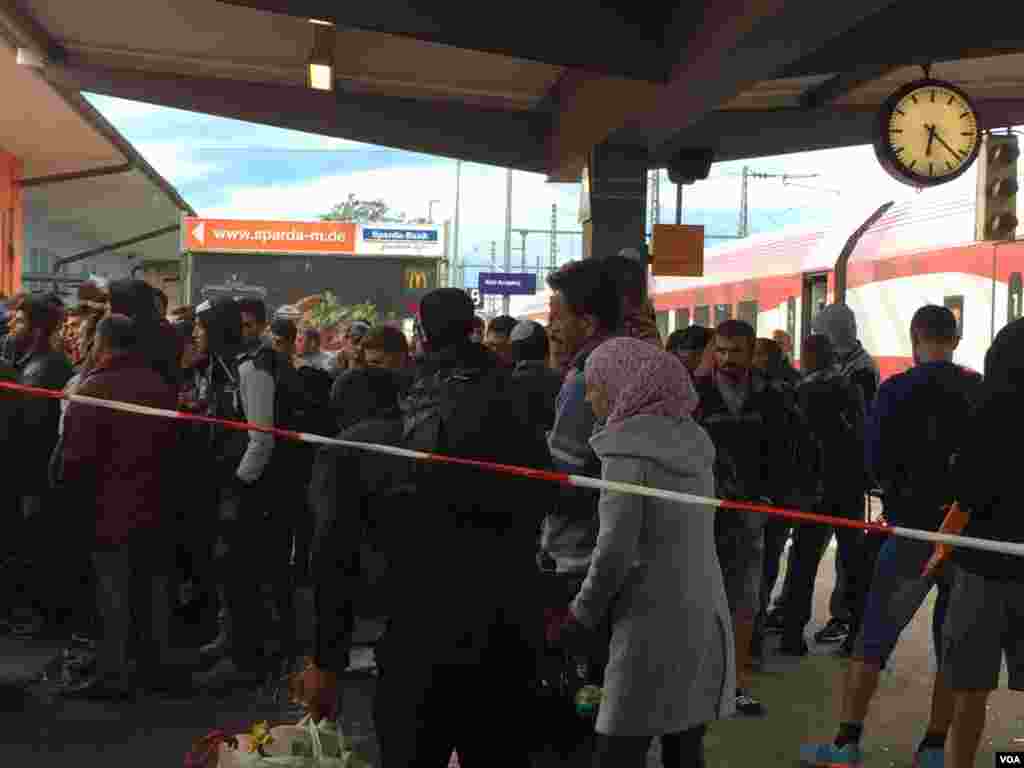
[[4, 379, 1022, 559]]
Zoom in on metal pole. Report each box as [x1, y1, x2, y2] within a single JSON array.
[[675, 183, 683, 225], [503, 168, 512, 316], [739, 166, 749, 238], [453, 160, 461, 286], [651, 169, 661, 235], [520, 230, 527, 271], [54, 224, 180, 271], [550, 203, 558, 281], [18, 163, 133, 188]]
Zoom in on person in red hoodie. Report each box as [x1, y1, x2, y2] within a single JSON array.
[[60, 313, 180, 699]]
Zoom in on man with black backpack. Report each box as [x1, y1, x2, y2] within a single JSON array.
[[191, 296, 299, 692], [370, 288, 551, 767], [800, 305, 982, 768]]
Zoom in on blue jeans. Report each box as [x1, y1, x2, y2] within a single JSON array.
[[854, 537, 952, 669]]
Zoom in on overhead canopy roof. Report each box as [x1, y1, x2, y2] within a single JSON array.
[[7, 0, 1024, 181], [0, 29, 192, 272]]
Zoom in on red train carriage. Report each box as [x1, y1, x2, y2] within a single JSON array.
[[517, 194, 1024, 380]]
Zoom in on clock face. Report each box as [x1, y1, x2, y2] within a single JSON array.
[[875, 80, 981, 187]]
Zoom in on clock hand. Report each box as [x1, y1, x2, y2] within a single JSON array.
[[932, 129, 964, 161], [925, 124, 936, 156]]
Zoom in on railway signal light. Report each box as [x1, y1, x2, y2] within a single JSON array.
[[975, 133, 1019, 241]]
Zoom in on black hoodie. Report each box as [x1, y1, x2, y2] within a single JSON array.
[[308, 368, 406, 675], [953, 318, 1024, 582], [377, 341, 551, 668]]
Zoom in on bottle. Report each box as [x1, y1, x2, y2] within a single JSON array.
[[575, 685, 603, 718]]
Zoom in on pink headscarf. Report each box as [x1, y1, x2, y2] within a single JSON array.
[[585, 337, 700, 429]]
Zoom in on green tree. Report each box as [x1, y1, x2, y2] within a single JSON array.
[[320, 193, 406, 223], [306, 290, 398, 330]]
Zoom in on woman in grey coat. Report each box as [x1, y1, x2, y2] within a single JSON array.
[[547, 337, 736, 767]]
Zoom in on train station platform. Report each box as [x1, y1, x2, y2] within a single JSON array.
[[1, 544, 1021, 767]]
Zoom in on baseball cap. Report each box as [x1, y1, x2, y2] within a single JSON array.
[[509, 319, 544, 344], [270, 317, 298, 343], [347, 320, 371, 339]]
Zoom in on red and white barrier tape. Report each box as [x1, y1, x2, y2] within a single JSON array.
[[3, 379, 1021, 558]]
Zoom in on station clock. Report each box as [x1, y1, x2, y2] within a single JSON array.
[[874, 79, 982, 188]]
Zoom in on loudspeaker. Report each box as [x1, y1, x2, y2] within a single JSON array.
[[666, 148, 714, 185]]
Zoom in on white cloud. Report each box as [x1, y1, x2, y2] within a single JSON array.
[[199, 162, 582, 228], [201, 163, 463, 220], [134, 141, 220, 185]]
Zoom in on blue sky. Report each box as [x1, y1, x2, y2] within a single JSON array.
[[84, 93, 988, 288]]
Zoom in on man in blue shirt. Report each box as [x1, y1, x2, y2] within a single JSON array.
[[800, 305, 981, 768]]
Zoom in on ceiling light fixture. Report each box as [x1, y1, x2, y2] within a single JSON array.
[[307, 20, 335, 91], [15, 47, 45, 69]]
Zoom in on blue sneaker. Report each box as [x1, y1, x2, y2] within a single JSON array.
[[913, 748, 944, 768], [799, 742, 864, 767]]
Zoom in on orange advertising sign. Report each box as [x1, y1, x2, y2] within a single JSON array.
[[651, 224, 704, 277], [181, 217, 356, 255]]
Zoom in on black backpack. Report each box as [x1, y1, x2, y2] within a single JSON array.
[[398, 363, 527, 528], [228, 348, 322, 484]]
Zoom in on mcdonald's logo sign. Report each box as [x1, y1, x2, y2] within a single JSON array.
[[404, 268, 429, 291]]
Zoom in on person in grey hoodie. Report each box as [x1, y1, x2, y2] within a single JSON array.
[[813, 303, 880, 412], [547, 337, 734, 767], [800, 303, 880, 645]]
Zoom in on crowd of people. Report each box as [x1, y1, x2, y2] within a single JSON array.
[[0, 253, 1021, 768]]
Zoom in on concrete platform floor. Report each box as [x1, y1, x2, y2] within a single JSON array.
[[1, 545, 1021, 767]]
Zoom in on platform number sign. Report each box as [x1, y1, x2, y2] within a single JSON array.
[[468, 288, 484, 309]]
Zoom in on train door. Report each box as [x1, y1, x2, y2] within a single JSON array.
[[801, 272, 829, 342]]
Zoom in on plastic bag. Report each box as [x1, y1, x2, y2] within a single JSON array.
[[205, 716, 369, 768]]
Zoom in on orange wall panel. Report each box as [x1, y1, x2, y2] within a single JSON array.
[[0, 150, 23, 297]]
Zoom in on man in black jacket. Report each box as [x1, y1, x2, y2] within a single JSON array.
[[809, 303, 881, 645], [299, 367, 408, 718], [938, 317, 1024, 768], [778, 334, 868, 657], [372, 288, 551, 767], [693, 319, 808, 717], [6, 295, 72, 635], [509, 319, 563, 440], [191, 297, 279, 692]]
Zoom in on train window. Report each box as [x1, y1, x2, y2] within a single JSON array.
[[694, 305, 710, 327], [656, 311, 669, 340], [1009, 273, 1023, 324], [786, 297, 797, 341], [738, 300, 758, 328], [674, 308, 690, 329], [944, 295, 964, 337], [714, 304, 733, 325]]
